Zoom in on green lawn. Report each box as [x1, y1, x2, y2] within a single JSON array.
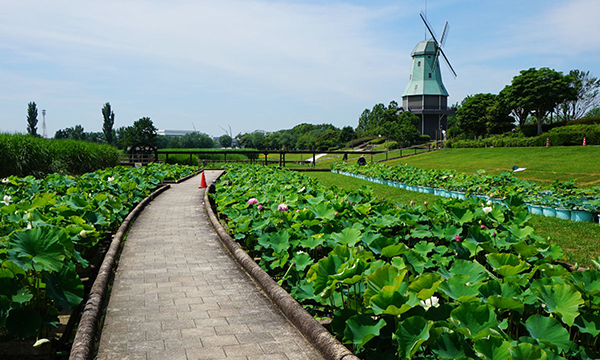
[[388, 146, 600, 187], [306, 171, 600, 268]]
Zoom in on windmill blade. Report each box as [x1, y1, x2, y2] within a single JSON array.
[[440, 21, 450, 47], [419, 11, 439, 44], [439, 48, 457, 78]]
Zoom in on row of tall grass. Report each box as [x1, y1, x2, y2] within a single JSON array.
[[0, 133, 120, 177]]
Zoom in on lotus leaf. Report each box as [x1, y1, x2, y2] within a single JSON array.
[[510, 342, 549, 360], [393, 315, 431, 359], [486, 253, 531, 277], [331, 228, 361, 247], [439, 274, 481, 301], [431, 332, 468, 359], [408, 273, 443, 300], [525, 314, 571, 354], [449, 302, 499, 340], [8, 227, 67, 272], [573, 311, 600, 337], [342, 314, 386, 353], [43, 265, 84, 309], [474, 336, 512, 360], [570, 270, 600, 296], [537, 284, 583, 326]]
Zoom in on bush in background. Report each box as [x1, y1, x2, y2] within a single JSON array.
[[0, 133, 120, 177]]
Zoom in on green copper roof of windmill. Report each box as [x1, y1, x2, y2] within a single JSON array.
[[402, 39, 449, 97]]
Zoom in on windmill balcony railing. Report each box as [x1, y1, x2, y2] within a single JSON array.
[[407, 106, 455, 112]]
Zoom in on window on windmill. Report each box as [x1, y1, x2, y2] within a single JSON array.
[[428, 73, 432, 78], [418, 61, 421, 67], [414, 85, 418, 92]]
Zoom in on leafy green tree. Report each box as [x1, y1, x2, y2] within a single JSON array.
[[180, 132, 213, 148], [219, 134, 232, 148], [508, 67, 577, 135], [388, 112, 422, 147], [338, 126, 356, 145], [456, 93, 512, 138], [557, 70, 600, 121], [27, 102, 38, 136], [54, 125, 86, 141], [315, 129, 341, 150], [498, 85, 532, 129], [102, 102, 115, 145], [118, 117, 158, 149]]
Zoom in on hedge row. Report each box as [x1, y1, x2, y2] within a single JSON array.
[[448, 124, 600, 148], [0, 133, 120, 177]]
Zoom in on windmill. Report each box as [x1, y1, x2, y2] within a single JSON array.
[[401, 11, 456, 141]]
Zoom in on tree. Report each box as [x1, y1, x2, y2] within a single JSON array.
[[338, 126, 356, 145], [27, 102, 38, 136], [388, 112, 422, 147], [219, 134, 232, 148], [498, 85, 532, 129], [54, 125, 86, 141], [455, 94, 497, 138], [180, 132, 213, 148], [508, 68, 577, 135], [102, 102, 115, 145], [557, 70, 600, 121], [118, 117, 158, 149]]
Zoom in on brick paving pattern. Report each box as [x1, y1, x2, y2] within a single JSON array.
[[97, 171, 324, 360]]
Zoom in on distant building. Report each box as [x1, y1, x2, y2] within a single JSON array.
[[157, 129, 196, 137]]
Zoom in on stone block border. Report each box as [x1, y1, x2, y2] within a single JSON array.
[[69, 184, 171, 360], [203, 172, 360, 360]]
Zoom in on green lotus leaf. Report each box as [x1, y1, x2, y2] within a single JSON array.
[[0, 295, 10, 327], [403, 249, 427, 274], [431, 332, 467, 359], [306, 194, 325, 205], [414, 241, 436, 256], [370, 287, 413, 315], [307, 254, 345, 295], [300, 234, 324, 250], [65, 194, 90, 209], [381, 243, 409, 258], [570, 270, 600, 296], [511, 241, 540, 258], [393, 316, 431, 359], [487, 295, 524, 313], [31, 193, 57, 209], [410, 228, 432, 239], [331, 228, 361, 247], [441, 259, 488, 283], [537, 284, 583, 326], [486, 253, 530, 277], [353, 204, 371, 216], [43, 265, 84, 309], [442, 225, 462, 242], [450, 302, 499, 340], [525, 314, 571, 354], [342, 314, 386, 353], [267, 230, 290, 254], [450, 207, 474, 225], [291, 252, 313, 272], [408, 273, 443, 300], [506, 224, 534, 240], [439, 274, 481, 301], [7, 227, 67, 272], [509, 342, 548, 360], [474, 336, 511, 360], [573, 311, 600, 337], [331, 257, 367, 282], [364, 264, 407, 305], [366, 235, 397, 255], [312, 203, 336, 220], [11, 288, 33, 305], [488, 208, 505, 224]]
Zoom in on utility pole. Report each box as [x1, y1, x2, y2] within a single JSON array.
[[42, 109, 47, 138]]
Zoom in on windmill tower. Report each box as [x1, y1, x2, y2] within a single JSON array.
[[401, 12, 456, 140]]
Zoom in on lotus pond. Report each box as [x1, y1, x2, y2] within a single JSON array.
[[213, 165, 600, 360], [0, 163, 197, 342]]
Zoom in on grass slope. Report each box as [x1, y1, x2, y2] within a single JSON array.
[[386, 146, 600, 187], [307, 172, 600, 267]]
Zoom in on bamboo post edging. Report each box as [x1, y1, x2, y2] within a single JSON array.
[[203, 177, 360, 360]]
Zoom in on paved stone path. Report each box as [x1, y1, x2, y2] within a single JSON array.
[[97, 171, 324, 360]]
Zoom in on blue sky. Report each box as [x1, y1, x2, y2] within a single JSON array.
[[1, 0, 599, 138]]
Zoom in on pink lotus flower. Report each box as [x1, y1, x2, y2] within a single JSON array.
[[247, 198, 258, 205], [334, 211, 338, 216], [454, 235, 461, 242], [424, 201, 428, 206], [481, 224, 485, 229], [257, 204, 263, 210], [278, 203, 288, 212], [410, 200, 415, 206]]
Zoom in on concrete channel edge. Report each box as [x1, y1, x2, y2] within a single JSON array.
[[203, 173, 360, 360], [69, 184, 171, 360]]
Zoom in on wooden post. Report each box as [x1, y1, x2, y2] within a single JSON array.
[[265, 153, 268, 166], [190, 153, 193, 165], [166, 153, 169, 163], [224, 153, 227, 162], [386, 150, 388, 161], [312, 152, 316, 168], [282, 152, 286, 167]]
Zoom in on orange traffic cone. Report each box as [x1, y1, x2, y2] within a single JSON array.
[[199, 171, 207, 188], [583, 137, 587, 146], [546, 138, 550, 147]]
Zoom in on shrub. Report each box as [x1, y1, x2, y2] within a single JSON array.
[[0, 133, 120, 177], [383, 141, 398, 150], [163, 154, 200, 166], [346, 136, 377, 148], [368, 137, 386, 145]]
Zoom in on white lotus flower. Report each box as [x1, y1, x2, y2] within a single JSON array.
[[420, 296, 440, 310], [80, 230, 87, 238], [107, 176, 115, 182], [1, 178, 8, 184], [487, 200, 492, 206], [482, 206, 493, 214], [1, 195, 11, 205], [27, 223, 32, 229], [33, 338, 51, 348]]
